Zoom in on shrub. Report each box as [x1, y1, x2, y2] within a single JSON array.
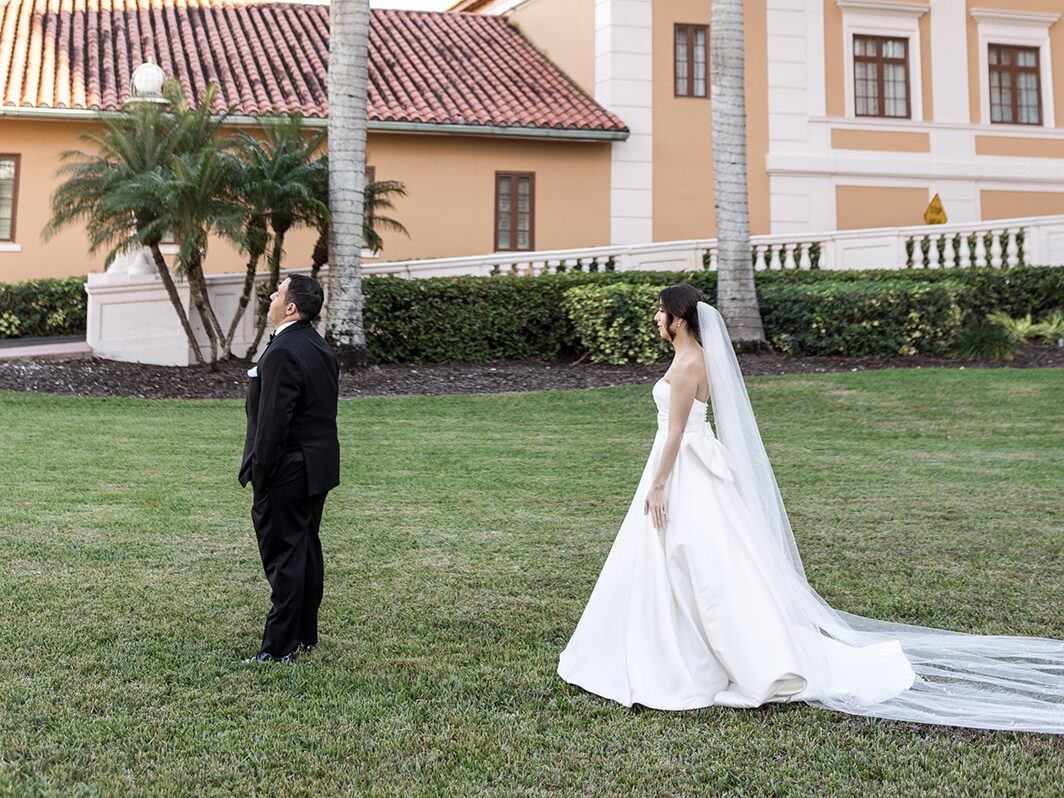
[[359, 266, 1063, 363], [759, 280, 968, 356], [563, 283, 671, 364], [562, 279, 970, 362], [362, 271, 687, 363], [0, 277, 87, 338], [952, 320, 1020, 361]]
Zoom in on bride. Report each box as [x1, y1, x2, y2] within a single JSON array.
[[558, 284, 1064, 732]]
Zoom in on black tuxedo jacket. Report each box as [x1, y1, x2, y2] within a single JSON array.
[[239, 320, 340, 495]]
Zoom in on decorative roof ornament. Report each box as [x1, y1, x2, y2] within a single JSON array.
[[127, 59, 168, 106]]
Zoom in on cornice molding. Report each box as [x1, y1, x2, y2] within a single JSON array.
[[970, 8, 1060, 29], [835, 0, 929, 18]]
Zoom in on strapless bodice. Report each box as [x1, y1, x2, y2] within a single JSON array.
[[653, 379, 708, 433]]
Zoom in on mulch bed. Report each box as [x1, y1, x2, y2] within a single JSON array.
[[1, 346, 1062, 400]]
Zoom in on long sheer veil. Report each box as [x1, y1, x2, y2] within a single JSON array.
[[697, 302, 1064, 732]]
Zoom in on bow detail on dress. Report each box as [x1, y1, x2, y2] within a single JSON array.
[[685, 425, 736, 482]]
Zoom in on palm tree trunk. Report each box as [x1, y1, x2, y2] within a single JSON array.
[[325, 0, 373, 368], [711, 0, 765, 347], [225, 219, 269, 357], [185, 249, 219, 366], [246, 228, 286, 359], [148, 243, 206, 367], [225, 250, 262, 358], [310, 229, 327, 280]]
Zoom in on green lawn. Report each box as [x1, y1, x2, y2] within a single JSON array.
[[1, 368, 1063, 796]]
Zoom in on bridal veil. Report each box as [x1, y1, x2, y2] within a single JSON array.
[[698, 301, 1064, 733]]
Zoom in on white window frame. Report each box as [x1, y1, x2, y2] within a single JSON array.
[[971, 8, 1059, 128], [836, 0, 929, 122]]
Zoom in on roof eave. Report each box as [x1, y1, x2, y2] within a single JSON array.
[[367, 119, 629, 141], [0, 106, 630, 141]]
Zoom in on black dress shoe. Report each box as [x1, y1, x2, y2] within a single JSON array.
[[242, 651, 297, 664], [298, 643, 315, 654]]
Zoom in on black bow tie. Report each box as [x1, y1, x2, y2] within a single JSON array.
[[268, 332, 276, 345]]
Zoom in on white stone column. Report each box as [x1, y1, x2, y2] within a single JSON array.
[[931, 0, 970, 123], [596, 0, 653, 244]]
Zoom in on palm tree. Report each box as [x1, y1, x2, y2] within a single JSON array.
[[305, 154, 408, 279], [325, 0, 373, 367], [237, 114, 327, 359], [711, 0, 765, 346], [144, 145, 246, 363], [47, 82, 247, 366], [46, 84, 208, 364]]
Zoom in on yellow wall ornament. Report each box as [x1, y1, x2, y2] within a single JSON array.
[[923, 193, 947, 225]]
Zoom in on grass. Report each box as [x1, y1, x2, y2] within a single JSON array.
[[1, 367, 1063, 796]]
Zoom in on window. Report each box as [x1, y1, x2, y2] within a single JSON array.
[[495, 172, 534, 252], [989, 44, 1041, 125], [675, 24, 709, 98], [854, 35, 910, 118], [0, 155, 19, 241]]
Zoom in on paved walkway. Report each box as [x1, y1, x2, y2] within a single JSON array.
[[0, 335, 92, 360]]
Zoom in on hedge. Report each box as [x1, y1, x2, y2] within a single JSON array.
[[0, 277, 87, 338], [563, 283, 671, 365], [757, 280, 967, 356], [563, 280, 970, 362], [2, 265, 1061, 360], [363, 266, 1063, 363], [362, 271, 682, 363]]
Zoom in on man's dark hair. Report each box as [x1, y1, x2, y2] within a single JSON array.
[[286, 274, 325, 321]]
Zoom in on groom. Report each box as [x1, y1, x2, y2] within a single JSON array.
[[239, 274, 340, 663]]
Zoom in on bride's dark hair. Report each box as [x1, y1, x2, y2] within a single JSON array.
[[658, 284, 702, 341]]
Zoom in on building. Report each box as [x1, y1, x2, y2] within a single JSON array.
[[0, 0, 626, 282], [457, 0, 1064, 242], [3, 0, 1064, 284]]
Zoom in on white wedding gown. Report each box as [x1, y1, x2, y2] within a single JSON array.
[[557, 379, 915, 711], [559, 304, 1064, 732]]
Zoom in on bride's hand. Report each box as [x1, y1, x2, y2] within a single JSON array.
[[644, 485, 668, 530]]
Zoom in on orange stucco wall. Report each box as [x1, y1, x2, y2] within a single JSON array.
[[0, 118, 109, 282], [507, 0, 595, 94], [650, 0, 771, 240], [836, 185, 930, 230], [967, 0, 1064, 128], [0, 117, 319, 282], [825, 0, 932, 122], [980, 189, 1064, 220], [0, 116, 611, 282], [365, 131, 612, 261], [824, 0, 845, 118]]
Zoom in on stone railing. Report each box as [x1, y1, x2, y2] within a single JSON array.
[[365, 214, 1064, 277], [85, 214, 1064, 365]]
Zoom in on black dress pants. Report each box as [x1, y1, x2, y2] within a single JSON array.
[[251, 454, 327, 658]]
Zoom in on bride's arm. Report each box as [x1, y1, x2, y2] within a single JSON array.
[[644, 365, 698, 530]]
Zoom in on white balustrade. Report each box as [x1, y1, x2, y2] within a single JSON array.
[[83, 215, 1064, 364], [754, 245, 767, 271], [974, 233, 988, 267], [1006, 228, 1020, 267], [959, 234, 971, 268], [990, 230, 1003, 268], [769, 245, 783, 271]]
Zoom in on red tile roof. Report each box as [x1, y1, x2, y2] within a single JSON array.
[[0, 0, 626, 135]]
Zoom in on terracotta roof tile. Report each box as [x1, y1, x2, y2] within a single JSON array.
[[0, 0, 626, 134]]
